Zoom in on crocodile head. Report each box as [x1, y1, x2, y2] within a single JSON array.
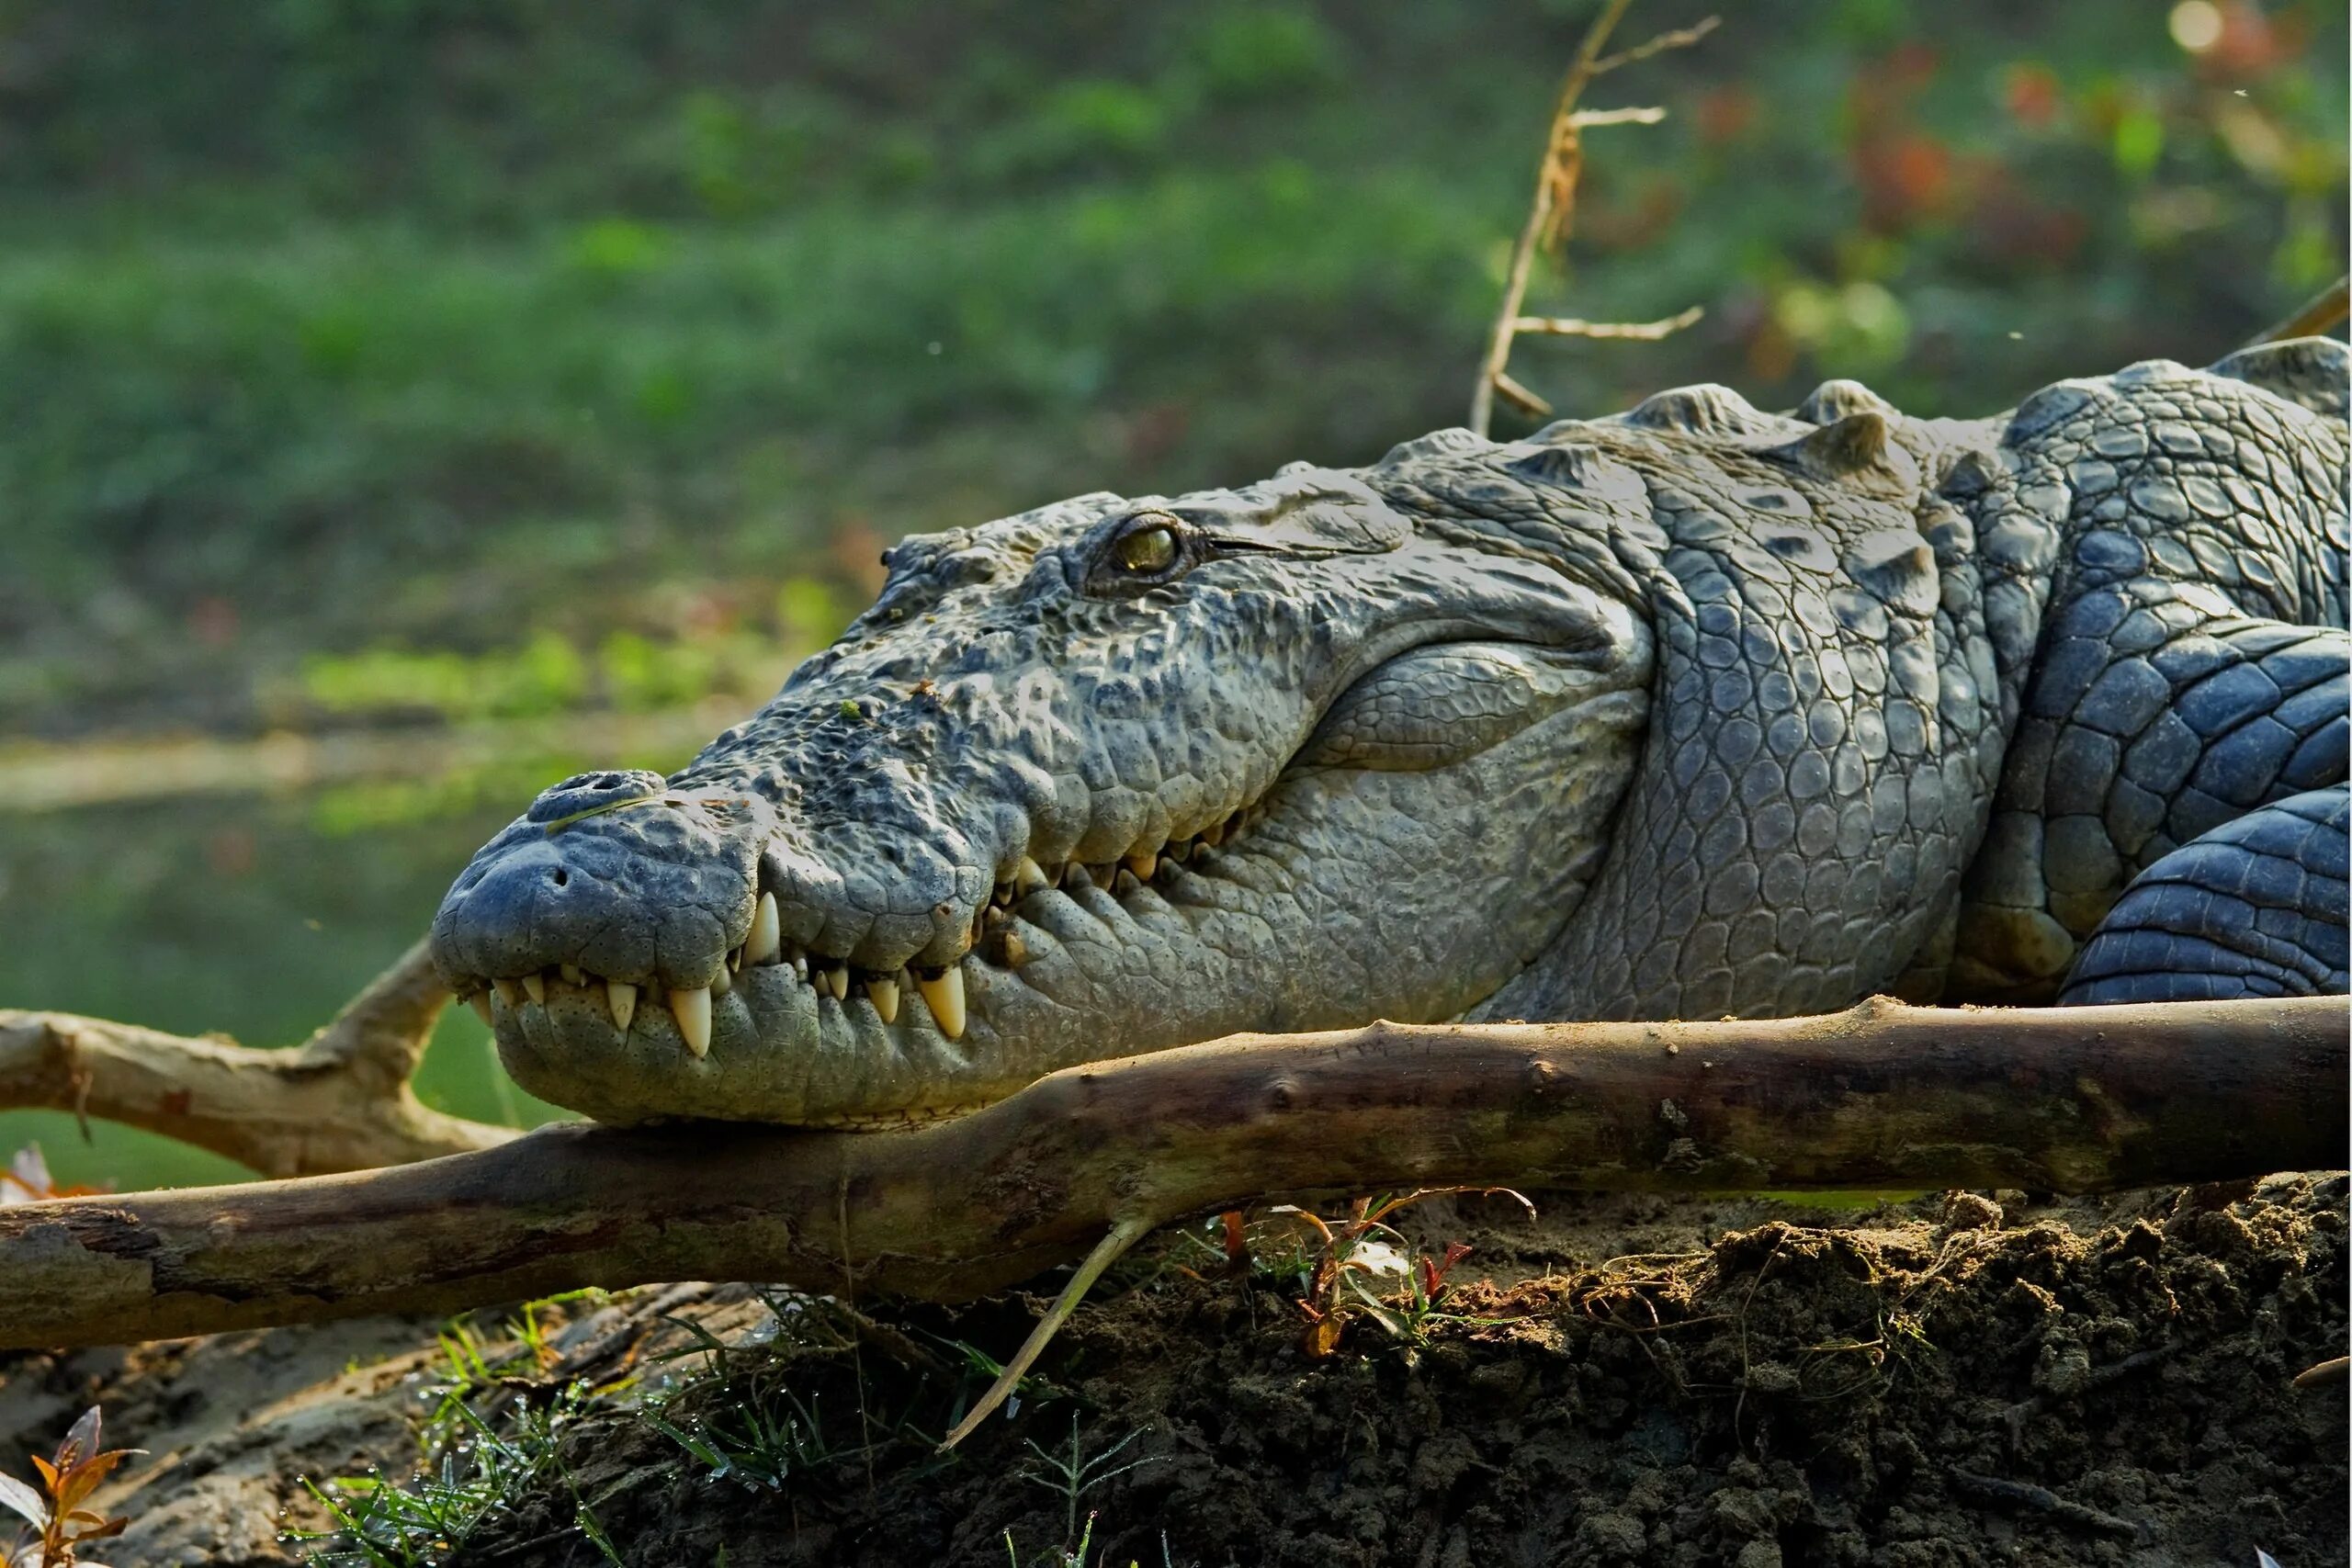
[[432, 445, 1657, 1124]]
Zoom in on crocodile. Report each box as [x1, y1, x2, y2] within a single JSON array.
[[431, 339, 2350, 1127]]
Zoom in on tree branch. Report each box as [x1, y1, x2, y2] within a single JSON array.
[[0, 995, 2336, 1351], [1468, 3, 1716, 436], [0, 940, 514, 1178], [1512, 305, 1705, 340], [1589, 16, 1721, 73], [2248, 273, 2348, 347]]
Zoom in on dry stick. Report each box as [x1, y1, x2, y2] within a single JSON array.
[[1466, 4, 1715, 436], [2247, 273, 2348, 347], [939, 1215, 1152, 1451], [1514, 305, 1707, 340], [0, 994, 2338, 1353], [0, 940, 511, 1177]]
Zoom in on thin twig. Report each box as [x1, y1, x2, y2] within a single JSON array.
[[1591, 15, 1722, 73], [1566, 106, 1668, 128], [1512, 305, 1705, 340], [1948, 1470, 2145, 1540], [2247, 274, 2348, 347], [1467, 1, 1716, 436], [1491, 370, 1555, 418]]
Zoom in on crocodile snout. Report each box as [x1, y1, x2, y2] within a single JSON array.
[[431, 771, 771, 1059]]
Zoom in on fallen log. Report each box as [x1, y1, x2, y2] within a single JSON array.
[[0, 994, 2338, 1352], [0, 941, 512, 1177]]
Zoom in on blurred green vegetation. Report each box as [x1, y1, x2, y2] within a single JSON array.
[[0, 0, 2340, 744]]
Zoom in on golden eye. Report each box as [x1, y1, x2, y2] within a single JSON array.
[[1115, 522, 1179, 574]]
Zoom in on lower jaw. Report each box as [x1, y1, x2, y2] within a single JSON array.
[[492, 853, 1458, 1125]]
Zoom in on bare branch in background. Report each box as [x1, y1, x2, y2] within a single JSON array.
[[2247, 273, 2349, 346], [0, 940, 512, 1178], [1468, 2, 1717, 437], [1590, 16, 1722, 73], [1513, 304, 1706, 340], [0, 994, 2335, 1352]]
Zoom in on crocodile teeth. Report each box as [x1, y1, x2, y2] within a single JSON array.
[[521, 973, 546, 1005], [607, 980, 637, 1032], [746, 892, 782, 965], [492, 977, 521, 1008], [1014, 856, 1050, 897], [560, 963, 584, 987], [821, 964, 850, 1001], [865, 975, 901, 1023], [790, 951, 809, 981], [467, 992, 493, 1028], [1198, 818, 1225, 848], [1124, 848, 1158, 881], [671, 987, 712, 1058], [917, 966, 967, 1040], [709, 962, 730, 998]]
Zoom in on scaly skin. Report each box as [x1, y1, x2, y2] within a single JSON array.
[[432, 339, 2348, 1126]]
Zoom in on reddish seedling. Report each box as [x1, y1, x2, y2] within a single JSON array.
[[1282, 1188, 1533, 1358], [0, 1406, 142, 1568]]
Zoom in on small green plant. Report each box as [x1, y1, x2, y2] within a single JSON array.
[[288, 1379, 616, 1566], [0, 1407, 141, 1568], [644, 1385, 840, 1494], [1016, 1416, 1155, 1546]]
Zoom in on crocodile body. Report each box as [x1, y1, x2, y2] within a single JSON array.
[[432, 339, 2349, 1125]]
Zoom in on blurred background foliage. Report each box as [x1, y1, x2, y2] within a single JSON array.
[[0, 0, 2341, 1185], [0, 0, 2342, 742]]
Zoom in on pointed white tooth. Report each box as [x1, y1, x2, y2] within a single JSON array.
[[791, 951, 809, 981], [710, 962, 731, 998], [468, 992, 494, 1028], [1015, 856, 1050, 896], [560, 963, 584, 987], [823, 964, 850, 1001], [916, 965, 967, 1040], [746, 892, 782, 964], [522, 973, 546, 1005], [492, 977, 521, 1008], [671, 987, 712, 1058], [607, 980, 637, 1032], [865, 975, 900, 1023]]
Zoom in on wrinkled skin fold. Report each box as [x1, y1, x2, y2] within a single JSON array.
[[434, 341, 2349, 1125]]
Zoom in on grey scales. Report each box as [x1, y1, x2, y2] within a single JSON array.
[[431, 339, 2351, 1126]]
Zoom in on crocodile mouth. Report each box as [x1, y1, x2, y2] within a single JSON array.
[[453, 790, 1283, 1128]]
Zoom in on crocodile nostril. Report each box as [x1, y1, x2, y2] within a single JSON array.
[[551, 867, 570, 887]]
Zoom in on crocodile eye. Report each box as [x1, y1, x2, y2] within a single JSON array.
[[1115, 521, 1179, 575]]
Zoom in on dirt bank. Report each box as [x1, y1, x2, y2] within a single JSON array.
[[3, 1174, 2342, 1567]]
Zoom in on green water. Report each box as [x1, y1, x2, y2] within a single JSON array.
[[0, 794, 571, 1190]]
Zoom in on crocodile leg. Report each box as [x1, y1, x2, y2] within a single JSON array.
[[1952, 595, 2347, 1002], [2059, 784, 2348, 1003]]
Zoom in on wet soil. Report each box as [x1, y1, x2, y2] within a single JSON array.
[[5, 1174, 2343, 1567]]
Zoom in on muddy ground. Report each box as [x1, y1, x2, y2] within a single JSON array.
[[2, 1173, 2343, 1568]]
